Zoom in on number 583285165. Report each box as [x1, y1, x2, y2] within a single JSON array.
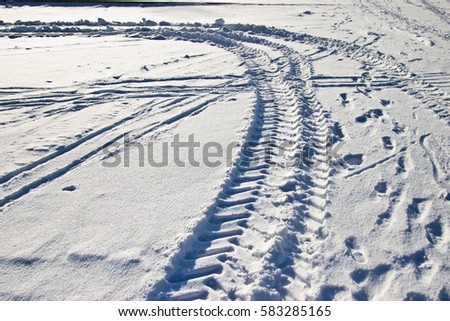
[[260, 305, 331, 317]]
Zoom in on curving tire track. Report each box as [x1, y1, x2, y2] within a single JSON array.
[[1, 17, 448, 300], [224, 24, 449, 125], [141, 29, 332, 301]]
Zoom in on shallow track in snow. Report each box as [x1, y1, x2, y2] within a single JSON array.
[[137, 29, 333, 301], [1, 15, 449, 301]]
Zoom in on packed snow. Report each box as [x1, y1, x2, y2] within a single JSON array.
[[0, 0, 449, 301]]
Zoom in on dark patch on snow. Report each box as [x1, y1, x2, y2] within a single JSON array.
[[404, 292, 430, 301], [382, 136, 394, 150], [372, 264, 391, 276], [350, 269, 369, 284], [425, 220, 443, 245], [438, 287, 450, 301], [343, 153, 364, 166], [374, 181, 387, 194], [352, 289, 368, 301], [318, 285, 346, 300], [62, 185, 76, 192], [152, 35, 167, 40]]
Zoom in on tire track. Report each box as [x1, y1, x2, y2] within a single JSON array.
[[3, 18, 447, 300], [363, 0, 449, 41], [222, 24, 449, 125], [144, 30, 331, 301], [4, 21, 448, 124], [0, 94, 227, 208], [420, 0, 450, 26]]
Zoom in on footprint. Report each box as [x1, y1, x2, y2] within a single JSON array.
[[350, 264, 391, 284], [350, 269, 369, 283], [352, 289, 369, 301], [374, 181, 388, 194], [340, 93, 349, 107], [355, 109, 384, 124], [406, 198, 431, 221], [62, 185, 76, 192], [331, 122, 345, 140], [343, 153, 364, 166], [396, 155, 412, 175], [381, 136, 394, 150], [369, 109, 383, 118], [438, 287, 450, 301], [425, 220, 443, 245], [396, 156, 406, 173], [355, 115, 368, 123], [404, 292, 430, 301], [318, 285, 346, 300], [67, 252, 106, 266], [392, 121, 406, 134], [376, 211, 391, 225], [397, 249, 428, 278], [371, 264, 391, 277], [345, 236, 367, 264]]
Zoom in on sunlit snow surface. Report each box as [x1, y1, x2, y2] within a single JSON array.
[[0, 0, 449, 300]]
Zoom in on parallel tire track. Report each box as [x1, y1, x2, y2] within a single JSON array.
[[2, 18, 448, 300], [0, 94, 227, 207], [223, 24, 449, 125], [144, 30, 331, 301]]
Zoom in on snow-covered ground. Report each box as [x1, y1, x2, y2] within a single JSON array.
[[0, 0, 449, 301]]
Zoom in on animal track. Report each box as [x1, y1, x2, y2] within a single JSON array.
[[331, 122, 345, 140], [376, 188, 403, 225]]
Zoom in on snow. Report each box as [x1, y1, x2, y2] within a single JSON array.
[[0, 0, 449, 301]]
